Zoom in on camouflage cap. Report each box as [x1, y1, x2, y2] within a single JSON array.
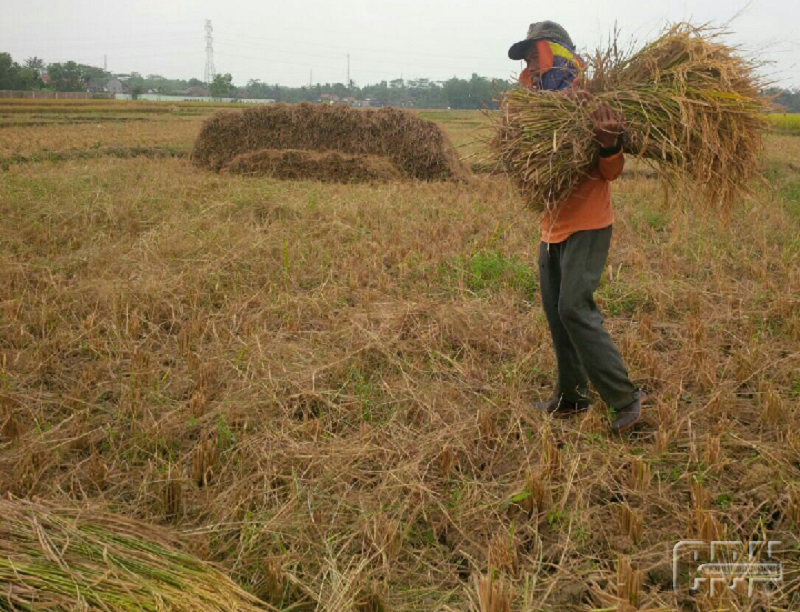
[[508, 21, 575, 60]]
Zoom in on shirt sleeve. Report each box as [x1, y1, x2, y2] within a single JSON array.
[[598, 148, 625, 182]]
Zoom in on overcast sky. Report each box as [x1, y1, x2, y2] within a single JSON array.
[[2, 0, 798, 88]]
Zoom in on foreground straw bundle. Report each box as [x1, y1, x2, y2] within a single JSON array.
[[492, 24, 768, 213], [0, 498, 271, 612], [192, 102, 468, 182]]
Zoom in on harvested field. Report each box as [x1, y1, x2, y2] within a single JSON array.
[[192, 103, 468, 181], [0, 98, 239, 114], [1, 100, 800, 612], [768, 113, 800, 134], [0, 116, 160, 129], [0, 145, 188, 168], [0, 120, 202, 157], [224, 149, 401, 183]]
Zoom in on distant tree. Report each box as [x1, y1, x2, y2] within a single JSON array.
[[110, 71, 193, 97], [442, 76, 470, 108], [131, 84, 143, 100], [209, 73, 235, 98], [0, 52, 17, 89], [769, 87, 800, 113], [80, 64, 110, 91], [331, 82, 347, 97], [15, 66, 42, 90], [0, 52, 41, 90], [24, 56, 46, 76], [51, 63, 85, 91], [436, 73, 504, 109], [245, 78, 272, 99]]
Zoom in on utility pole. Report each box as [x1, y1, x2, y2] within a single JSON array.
[[104, 54, 107, 71], [309, 69, 313, 88], [204, 20, 216, 84], [347, 54, 350, 90]]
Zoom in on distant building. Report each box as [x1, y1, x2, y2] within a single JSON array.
[[320, 93, 340, 103], [106, 78, 129, 95]]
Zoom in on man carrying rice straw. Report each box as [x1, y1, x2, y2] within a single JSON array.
[[508, 21, 643, 431]]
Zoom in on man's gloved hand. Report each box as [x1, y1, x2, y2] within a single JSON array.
[[591, 101, 624, 149]]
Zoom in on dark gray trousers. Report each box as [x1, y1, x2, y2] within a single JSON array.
[[538, 226, 637, 409]]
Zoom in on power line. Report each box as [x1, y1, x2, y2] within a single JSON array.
[[204, 19, 216, 84], [212, 40, 510, 75], [2, 37, 199, 57], [211, 20, 509, 63], [212, 47, 514, 84], [214, 50, 343, 73], [0, 28, 198, 47]]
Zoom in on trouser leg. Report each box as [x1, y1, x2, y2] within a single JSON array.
[[538, 241, 590, 403], [556, 226, 637, 409]]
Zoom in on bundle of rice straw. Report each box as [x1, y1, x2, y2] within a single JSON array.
[[0, 497, 272, 612], [223, 148, 402, 183], [492, 24, 768, 212], [192, 102, 468, 182]]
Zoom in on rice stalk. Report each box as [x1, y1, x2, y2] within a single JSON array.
[[0, 497, 273, 612], [491, 23, 768, 213]]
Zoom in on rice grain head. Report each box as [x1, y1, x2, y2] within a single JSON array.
[[491, 23, 767, 214]]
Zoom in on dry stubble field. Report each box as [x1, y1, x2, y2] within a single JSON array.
[[1, 99, 800, 612]]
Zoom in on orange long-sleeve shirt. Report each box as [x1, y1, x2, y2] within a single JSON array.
[[518, 69, 625, 244], [540, 150, 624, 244]]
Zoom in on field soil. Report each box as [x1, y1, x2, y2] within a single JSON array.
[[1, 100, 800, 612]]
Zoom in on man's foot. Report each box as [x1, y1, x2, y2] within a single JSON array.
[[534, 396, 590, 416], [610, 392, 645, 432]]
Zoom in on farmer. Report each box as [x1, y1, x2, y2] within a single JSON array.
[[508, 21, 643, 432]]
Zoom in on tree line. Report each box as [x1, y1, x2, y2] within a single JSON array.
[[240, 75, 513, 109], [0, 51, 512, 108], [0, 52, 208, 97], [3, 51, 799, 112], [764, 88, 800, 113]]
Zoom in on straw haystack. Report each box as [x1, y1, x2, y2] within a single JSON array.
[[223, 148, 402, 183], [192, 103, 468, 182]]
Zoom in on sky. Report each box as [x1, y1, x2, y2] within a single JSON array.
[[1, 0, 798, 89]]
